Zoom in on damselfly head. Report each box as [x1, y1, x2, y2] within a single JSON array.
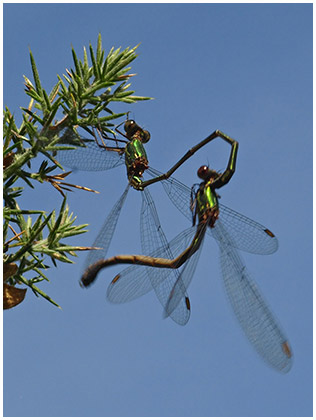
[[124, 119, 139, 135], [197, 165, 218, 180], [197, 165, 210, 180], [124, 120, 150, 143]]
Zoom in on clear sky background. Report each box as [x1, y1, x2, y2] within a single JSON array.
[[3, 3, 312, 418]]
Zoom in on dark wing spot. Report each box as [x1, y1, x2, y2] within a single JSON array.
[[282, 341, 292, 358], [264, 228, 275, 238], [185, 296, 191, 311], [111, 274, 120, 284]]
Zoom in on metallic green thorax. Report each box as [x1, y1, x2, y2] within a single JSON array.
[[196, 141, 238, 225], [196, 182, 219, 215], [125, 137, 148, 166], [124, 135, 149, 186]]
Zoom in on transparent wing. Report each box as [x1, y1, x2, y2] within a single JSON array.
[[106, 225, 197, 325], [148, 167, 278, 255], [140, 189, 191, 325], [214, 203, 278, 255], [213, 220, 292, 373], [56, 129, 125, 171], [83, 185, 129, 274], [146, 167, 193, 221], [164, 229, 206, 319]]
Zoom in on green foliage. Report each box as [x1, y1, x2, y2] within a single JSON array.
[[3, 34, 152, 309]]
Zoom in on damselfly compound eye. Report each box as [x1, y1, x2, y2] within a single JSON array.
[[197, 165, 210, 179], [124, 120, 136, 134], [141, 130, 150, 143]]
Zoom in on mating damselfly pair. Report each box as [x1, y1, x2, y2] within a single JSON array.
[[57, 118, 292, 373]]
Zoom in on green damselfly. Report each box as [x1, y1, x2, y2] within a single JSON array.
[[57, 119, 238, 324], [81, 161, 292, 373]]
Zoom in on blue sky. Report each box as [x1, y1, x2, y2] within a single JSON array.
[[3, 3, 312, 417]]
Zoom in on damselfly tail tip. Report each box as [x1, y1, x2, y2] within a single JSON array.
[[80, 270, 97, 288], [79, 276, 91, 288]]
